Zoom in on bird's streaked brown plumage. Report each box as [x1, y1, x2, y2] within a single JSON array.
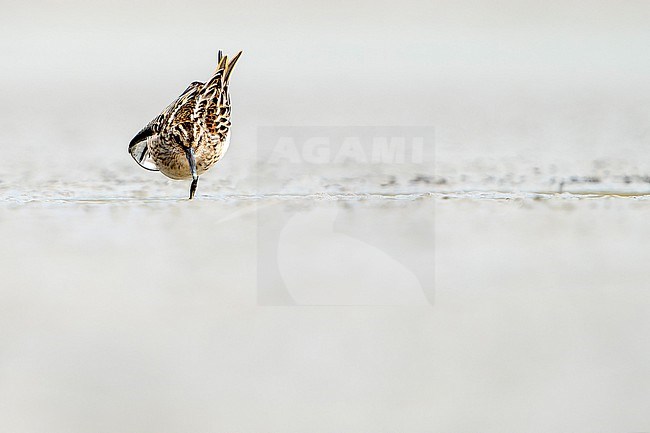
[[129, 50, 242, 199]]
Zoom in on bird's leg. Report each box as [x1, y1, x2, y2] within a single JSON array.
[[184, 147, 199, 200]]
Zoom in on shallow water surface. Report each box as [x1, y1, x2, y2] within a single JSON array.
[[1, 183, 649, 431]]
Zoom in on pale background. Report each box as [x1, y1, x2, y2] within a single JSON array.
[[1, 0, 649, 432]]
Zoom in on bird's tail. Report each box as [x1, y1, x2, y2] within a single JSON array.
[[214, 50, 242, 83]]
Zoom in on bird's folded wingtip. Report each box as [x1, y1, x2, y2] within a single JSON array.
[[224, 50, 242, 83]]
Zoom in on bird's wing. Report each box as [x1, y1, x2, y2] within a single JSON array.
[[192, 52, 242, 146], [164, 81, 203, 129], [128, 82, 204, 170]]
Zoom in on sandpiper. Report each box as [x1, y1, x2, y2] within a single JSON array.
[[128, 50, 242, 199]]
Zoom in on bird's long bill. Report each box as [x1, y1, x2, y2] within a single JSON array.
[[185, 147, 199, 199]]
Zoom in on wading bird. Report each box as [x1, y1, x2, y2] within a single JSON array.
[[128, 50, 242, 199]]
